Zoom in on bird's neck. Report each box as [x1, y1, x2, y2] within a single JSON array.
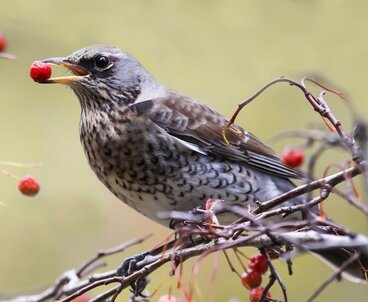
[[73, 85, 141, 113], [135, 78, 167, 103]]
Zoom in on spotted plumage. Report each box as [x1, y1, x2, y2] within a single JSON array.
[[40, 45, 368, 282], [42, 45, 306, 225]]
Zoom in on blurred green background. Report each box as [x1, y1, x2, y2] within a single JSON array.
[[1, 0, 367, 301]]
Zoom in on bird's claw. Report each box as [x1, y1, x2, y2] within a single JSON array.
[[129, 275, 149, 297], [117, 252, 150, 297], [117, 252, 149, 276]]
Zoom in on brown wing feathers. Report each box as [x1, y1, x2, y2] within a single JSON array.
[[130, 92, 303, 179]]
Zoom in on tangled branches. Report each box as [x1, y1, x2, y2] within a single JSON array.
[[2, 76, 368, 302]]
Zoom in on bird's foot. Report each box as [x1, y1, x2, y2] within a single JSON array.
[[129, 275, 149, 298], [117, 252, 150, 297], [117, 252, 149, 276]]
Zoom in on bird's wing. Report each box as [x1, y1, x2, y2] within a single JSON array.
[[130, 91, 303, 179]]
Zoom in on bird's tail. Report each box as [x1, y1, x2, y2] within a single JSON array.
[[312, 247, 368, 283], [303, 226, 368, 283]]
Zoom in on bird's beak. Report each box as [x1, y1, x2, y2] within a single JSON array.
[[41, 57, 91, 84]]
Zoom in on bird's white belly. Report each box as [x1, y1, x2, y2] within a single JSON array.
[[106, 174, 176, 225]]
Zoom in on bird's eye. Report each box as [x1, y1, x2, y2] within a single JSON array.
[[94, 55, 110, 70]]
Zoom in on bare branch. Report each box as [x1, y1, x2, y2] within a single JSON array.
[[307, 253, 360, 302], [4, 76, 368, 302]]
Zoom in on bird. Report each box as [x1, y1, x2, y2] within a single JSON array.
[[39, 45, 367, 282]]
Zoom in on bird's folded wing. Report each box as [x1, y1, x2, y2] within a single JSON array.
[[130, 92, 303, 179]]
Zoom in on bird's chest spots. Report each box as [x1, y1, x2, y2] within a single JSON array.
[[79, 113, 183, 190]]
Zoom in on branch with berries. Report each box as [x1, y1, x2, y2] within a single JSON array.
[[2, 221, 368, 302], [3, 76, 368, 302], [0, 161, 41, 203], [0, 32, 16, 60], [0, 34, 39, 202]]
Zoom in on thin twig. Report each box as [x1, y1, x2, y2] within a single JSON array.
[[77, 233, 152, 277], [260, 248, 287, 302], [3, 76, 368, 302], [0, 52, 16, 59], [254, 165, 362, 214], [307, 253, 360, 302]]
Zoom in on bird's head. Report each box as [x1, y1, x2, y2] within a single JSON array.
[[41, 45, 162, 110]]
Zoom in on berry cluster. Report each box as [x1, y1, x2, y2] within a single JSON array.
[[240, 253, 272, 302]]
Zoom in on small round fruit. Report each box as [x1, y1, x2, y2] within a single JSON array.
[[158, 294, 179, 302], [281, 147, 304, 168], [241, 270, 262, 289], [0, 33, 6, 52], [249, 287, 271, 302], [30, 61, 52, 82], [73, 294, 89, 302], [249, 254, 268, 275], [18, 176, 40, 197]]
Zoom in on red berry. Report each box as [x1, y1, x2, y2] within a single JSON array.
[[281, 147, 304, 168], [18, 176, 40, 197], [73, 294, 89, 302], [249, 287, 271, 302], [0, 33, 6, 52], [158, 294, 179, 302], [249, 254, 268, 275], [241, 270, 262, 289], [30, 61, 52, 82]]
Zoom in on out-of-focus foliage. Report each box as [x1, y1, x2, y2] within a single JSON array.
[[0, 1, 367, 301]]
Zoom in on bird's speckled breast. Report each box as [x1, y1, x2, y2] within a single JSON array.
[[78, 107, 292, 225]]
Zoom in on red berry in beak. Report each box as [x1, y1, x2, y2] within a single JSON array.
[[30, 61, 52, 82]]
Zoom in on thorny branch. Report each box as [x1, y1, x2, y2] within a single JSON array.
[[3, 77, 368, 302]]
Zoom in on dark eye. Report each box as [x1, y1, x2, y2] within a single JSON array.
[[94, 55, 110, 69]]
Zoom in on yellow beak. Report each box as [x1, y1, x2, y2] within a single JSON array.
[[41, 57, 90, 84]]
